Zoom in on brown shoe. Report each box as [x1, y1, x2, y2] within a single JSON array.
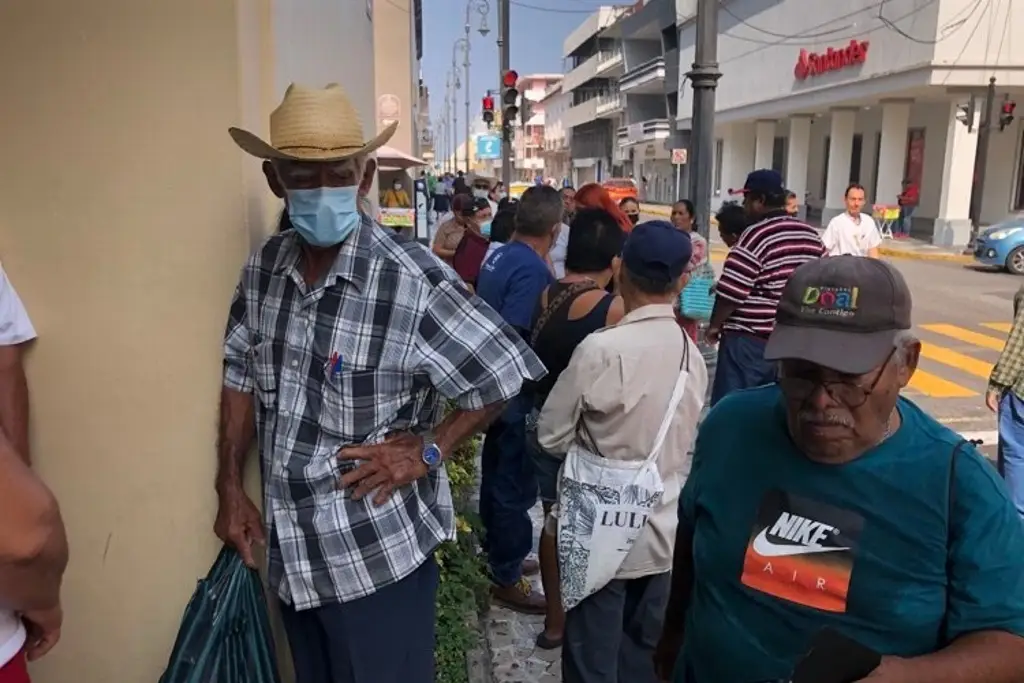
[[491, 578, 546, 614], [521, 558, 540, 576]]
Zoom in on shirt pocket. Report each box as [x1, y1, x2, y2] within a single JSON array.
[[318, 367, 412, 444], [251, 339, 278, 407]]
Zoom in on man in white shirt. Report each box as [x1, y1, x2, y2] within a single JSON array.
[[0, 262, 66, 680], [821, 183, 881, 258]]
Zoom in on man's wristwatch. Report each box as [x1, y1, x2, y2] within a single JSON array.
[[422, 432, 444, 471]]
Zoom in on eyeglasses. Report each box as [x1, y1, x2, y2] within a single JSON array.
[[777, 351, 893, 408]]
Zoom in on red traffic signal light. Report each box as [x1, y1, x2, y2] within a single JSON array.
[[1000, 100, 1017, 131], [1003, 101, 1016, 116], [482, 95, 494, 111], [502, 70, 519, 88]]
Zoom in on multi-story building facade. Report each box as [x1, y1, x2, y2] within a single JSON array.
[[679, 0, 1024, 246], [561, 5, 632, 186], [513, 74, 563, 181], [373, 0, 422, 157], [616, 0, 686, 204], [540, 81, 572, 184]]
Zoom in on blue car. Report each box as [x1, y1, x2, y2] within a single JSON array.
[[974, 216, 1024, 274]]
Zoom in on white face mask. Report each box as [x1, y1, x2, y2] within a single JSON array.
[[393, 183, 402, 191], [473, 189, 489, 200]]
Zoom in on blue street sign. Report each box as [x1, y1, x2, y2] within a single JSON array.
[[476, 134, 501, 161]]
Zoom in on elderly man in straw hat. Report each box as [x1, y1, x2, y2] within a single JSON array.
[[213, 84, 546, 683]]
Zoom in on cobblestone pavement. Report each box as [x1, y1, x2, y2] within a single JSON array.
[[483, 503, 564, 683]]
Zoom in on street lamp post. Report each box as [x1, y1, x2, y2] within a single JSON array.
[[453, 0, 490, 176], [448, 70, 458, 174], [686, 0, 722, 240]]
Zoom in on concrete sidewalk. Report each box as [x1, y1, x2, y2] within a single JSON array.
[[639, 203, 975, 264]]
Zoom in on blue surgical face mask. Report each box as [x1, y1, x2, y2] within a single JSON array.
[[480, 220, 492, 237], [285, 186, 361, 247]]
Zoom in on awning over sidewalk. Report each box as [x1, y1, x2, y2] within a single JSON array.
[[377, 145, 428, 171]]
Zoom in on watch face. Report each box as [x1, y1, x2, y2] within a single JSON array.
[[423, 444, 442, 467]]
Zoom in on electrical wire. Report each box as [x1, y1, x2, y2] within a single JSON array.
[[717, 1, 858, 40], [877, 0, 987, 44], [938, 0, 995, 84], [509, 0, 609, 13]]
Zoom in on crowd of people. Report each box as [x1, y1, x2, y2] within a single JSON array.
[[5, 84, 1024, 683]]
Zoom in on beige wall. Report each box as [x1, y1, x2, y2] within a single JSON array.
[[373, 0, 417, 155], [0, 0, 373, 680]]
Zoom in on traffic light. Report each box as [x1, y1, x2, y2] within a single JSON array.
[[482, 94, 494, 126], [501, 69, 519, 141], [1000, 99, 1016, 132]]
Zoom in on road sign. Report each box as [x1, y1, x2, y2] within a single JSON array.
[[671, 148, 688, 165], [476, 134, 501, 160]]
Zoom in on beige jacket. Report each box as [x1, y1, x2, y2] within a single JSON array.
[[537, 304, 708, 579]]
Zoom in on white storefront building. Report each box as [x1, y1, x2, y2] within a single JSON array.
[[677, 0, 1024, 246]]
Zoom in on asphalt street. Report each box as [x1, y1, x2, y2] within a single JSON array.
[[639, 211, 1021, 459]]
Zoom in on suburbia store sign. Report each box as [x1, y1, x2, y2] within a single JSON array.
[[794, 40, 870, 80]]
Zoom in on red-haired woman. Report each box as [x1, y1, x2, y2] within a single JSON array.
[[574, 183, 634, 233]]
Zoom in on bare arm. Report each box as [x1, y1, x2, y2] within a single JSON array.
[[0, 430, 67, 612], [875, 631, 1024, 683], [435, 402, 505, 459], [214, 387, 256, 496], [0, 343, 31, 463]]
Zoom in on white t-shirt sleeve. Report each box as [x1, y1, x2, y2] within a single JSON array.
[[863, 216, 882, 249], [0, 264, 36, 345], [821, 218, 839, 256]]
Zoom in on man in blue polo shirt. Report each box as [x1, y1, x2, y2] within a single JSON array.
[[657, 256, 1024, 683], [476, 185, 559, 613]]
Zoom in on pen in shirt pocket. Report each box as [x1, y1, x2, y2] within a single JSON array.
[[326, 352, 343, 378]]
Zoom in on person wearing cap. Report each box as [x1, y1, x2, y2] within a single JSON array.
[[708, 169, 825, 407], [538, 220, 708, 683], [656, 256, 1024, 683], [216, 84, 546, 683]]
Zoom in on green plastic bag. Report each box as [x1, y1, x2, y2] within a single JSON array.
[[159, 546, 282, 683]]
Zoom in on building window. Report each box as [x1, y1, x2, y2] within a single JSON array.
[[850, 134, 863, 184], [1015, 130, 1024, 211], [714, 138, 724, 195], [772, 137, 787, 179]]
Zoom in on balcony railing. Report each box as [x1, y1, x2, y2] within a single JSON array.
[[595, 89, 624, 117], [619, 56, 666, 92], [616, 118, 672, 146], [596, 47, 624, 76], [561, 51, 600, 93], [562, 98, 599, 129]]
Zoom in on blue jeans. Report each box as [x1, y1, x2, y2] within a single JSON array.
[[998, 391, 1024, 518], [479, 396, 538, 586], [898, 205, 915, 236], [710, 331, 776, 407]]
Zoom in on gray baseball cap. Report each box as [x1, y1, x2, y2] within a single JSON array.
[[764, 256, 912, 375]]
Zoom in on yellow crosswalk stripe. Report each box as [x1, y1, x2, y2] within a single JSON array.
[[981, 322, 1012, 334], [908, 370, 977, 397], [919, 343, 993, 379], [919, 324, 1006, 352]]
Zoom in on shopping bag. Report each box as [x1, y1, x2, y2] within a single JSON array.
[[679, 260, 716, 321], [556, 343, 691, 610], [159, 546, 282, 683]]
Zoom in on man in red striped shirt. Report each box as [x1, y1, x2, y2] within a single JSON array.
[[708, 169, 826, 406]]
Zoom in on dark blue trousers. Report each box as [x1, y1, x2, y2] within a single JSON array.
[[479, 397, 537, 586], [279, 556, 438, 683], [710, 331, 777, 407]]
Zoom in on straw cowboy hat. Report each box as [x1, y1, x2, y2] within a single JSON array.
[[229, 83, 398, 162]]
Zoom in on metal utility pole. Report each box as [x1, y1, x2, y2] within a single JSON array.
[[450, 71, 458, 173], [498, 0, 512, 187], [968, 76, 997, 244], [686, 0, 722, 240]]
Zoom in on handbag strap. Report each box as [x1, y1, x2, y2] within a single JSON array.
[[940, 439, 966, 645], [646, 333, 691, 463], [530, 280, 598, 347]]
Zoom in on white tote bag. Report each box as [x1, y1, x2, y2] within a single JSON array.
[[556, 343, 690, 611]]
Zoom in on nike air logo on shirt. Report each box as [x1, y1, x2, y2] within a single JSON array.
[[751, 511, 850, 557]]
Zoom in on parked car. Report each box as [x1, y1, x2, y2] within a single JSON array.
[[974, 216, 1024, 274], [601, 178, 639, 204]]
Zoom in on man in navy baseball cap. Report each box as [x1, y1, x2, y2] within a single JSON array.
[[621, 219, 692, 291], [730, 169, 788, 221]]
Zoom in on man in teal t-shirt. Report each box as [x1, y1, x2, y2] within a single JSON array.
[[657, 256, 1024, 683]]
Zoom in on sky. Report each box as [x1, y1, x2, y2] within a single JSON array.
[[422, 0, 612, 152]]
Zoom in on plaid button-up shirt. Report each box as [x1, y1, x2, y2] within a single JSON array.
[[222, 215, 545, 609]]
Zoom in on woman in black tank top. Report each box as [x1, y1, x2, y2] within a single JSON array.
[[526, 208, 626, 649]]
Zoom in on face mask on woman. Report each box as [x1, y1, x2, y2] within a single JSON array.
[[628, 213, 640, 225], [473, 188, 489, 200], [480, 220, 492, 238], [393, 182, 403, 191]]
